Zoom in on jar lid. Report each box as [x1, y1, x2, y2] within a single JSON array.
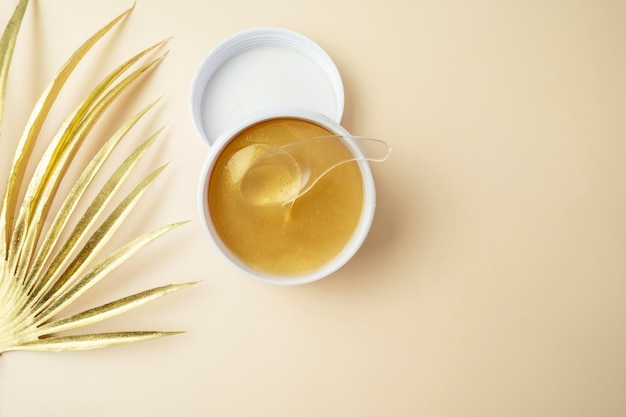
[[190, 27, 345, 146]]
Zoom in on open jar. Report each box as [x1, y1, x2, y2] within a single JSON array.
[[190, 28, 378, 285]]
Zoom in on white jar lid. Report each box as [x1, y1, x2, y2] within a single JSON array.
[[190, 27, 345, 146]]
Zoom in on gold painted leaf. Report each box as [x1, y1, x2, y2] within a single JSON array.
[[1, 4, 134, 257], [38, 282, 196, 335], [0, 2, 196, 354], [5, 332, 185, 353], [0, 0, 28, 140]]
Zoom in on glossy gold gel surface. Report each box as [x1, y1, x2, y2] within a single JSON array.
[[208, 118, 364, 276]]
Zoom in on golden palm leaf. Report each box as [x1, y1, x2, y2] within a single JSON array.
[[0, 0, 195, 353]]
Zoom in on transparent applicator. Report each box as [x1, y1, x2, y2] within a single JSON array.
[[230, 136, 391, 207]]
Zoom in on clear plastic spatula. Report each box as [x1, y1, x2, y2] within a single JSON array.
[[232, 136, 391, 207]]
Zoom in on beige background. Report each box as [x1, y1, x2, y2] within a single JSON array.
[[1, 0, 625, 415]]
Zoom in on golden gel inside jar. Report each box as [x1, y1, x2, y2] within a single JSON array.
[[208, 118, 364, 277]]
